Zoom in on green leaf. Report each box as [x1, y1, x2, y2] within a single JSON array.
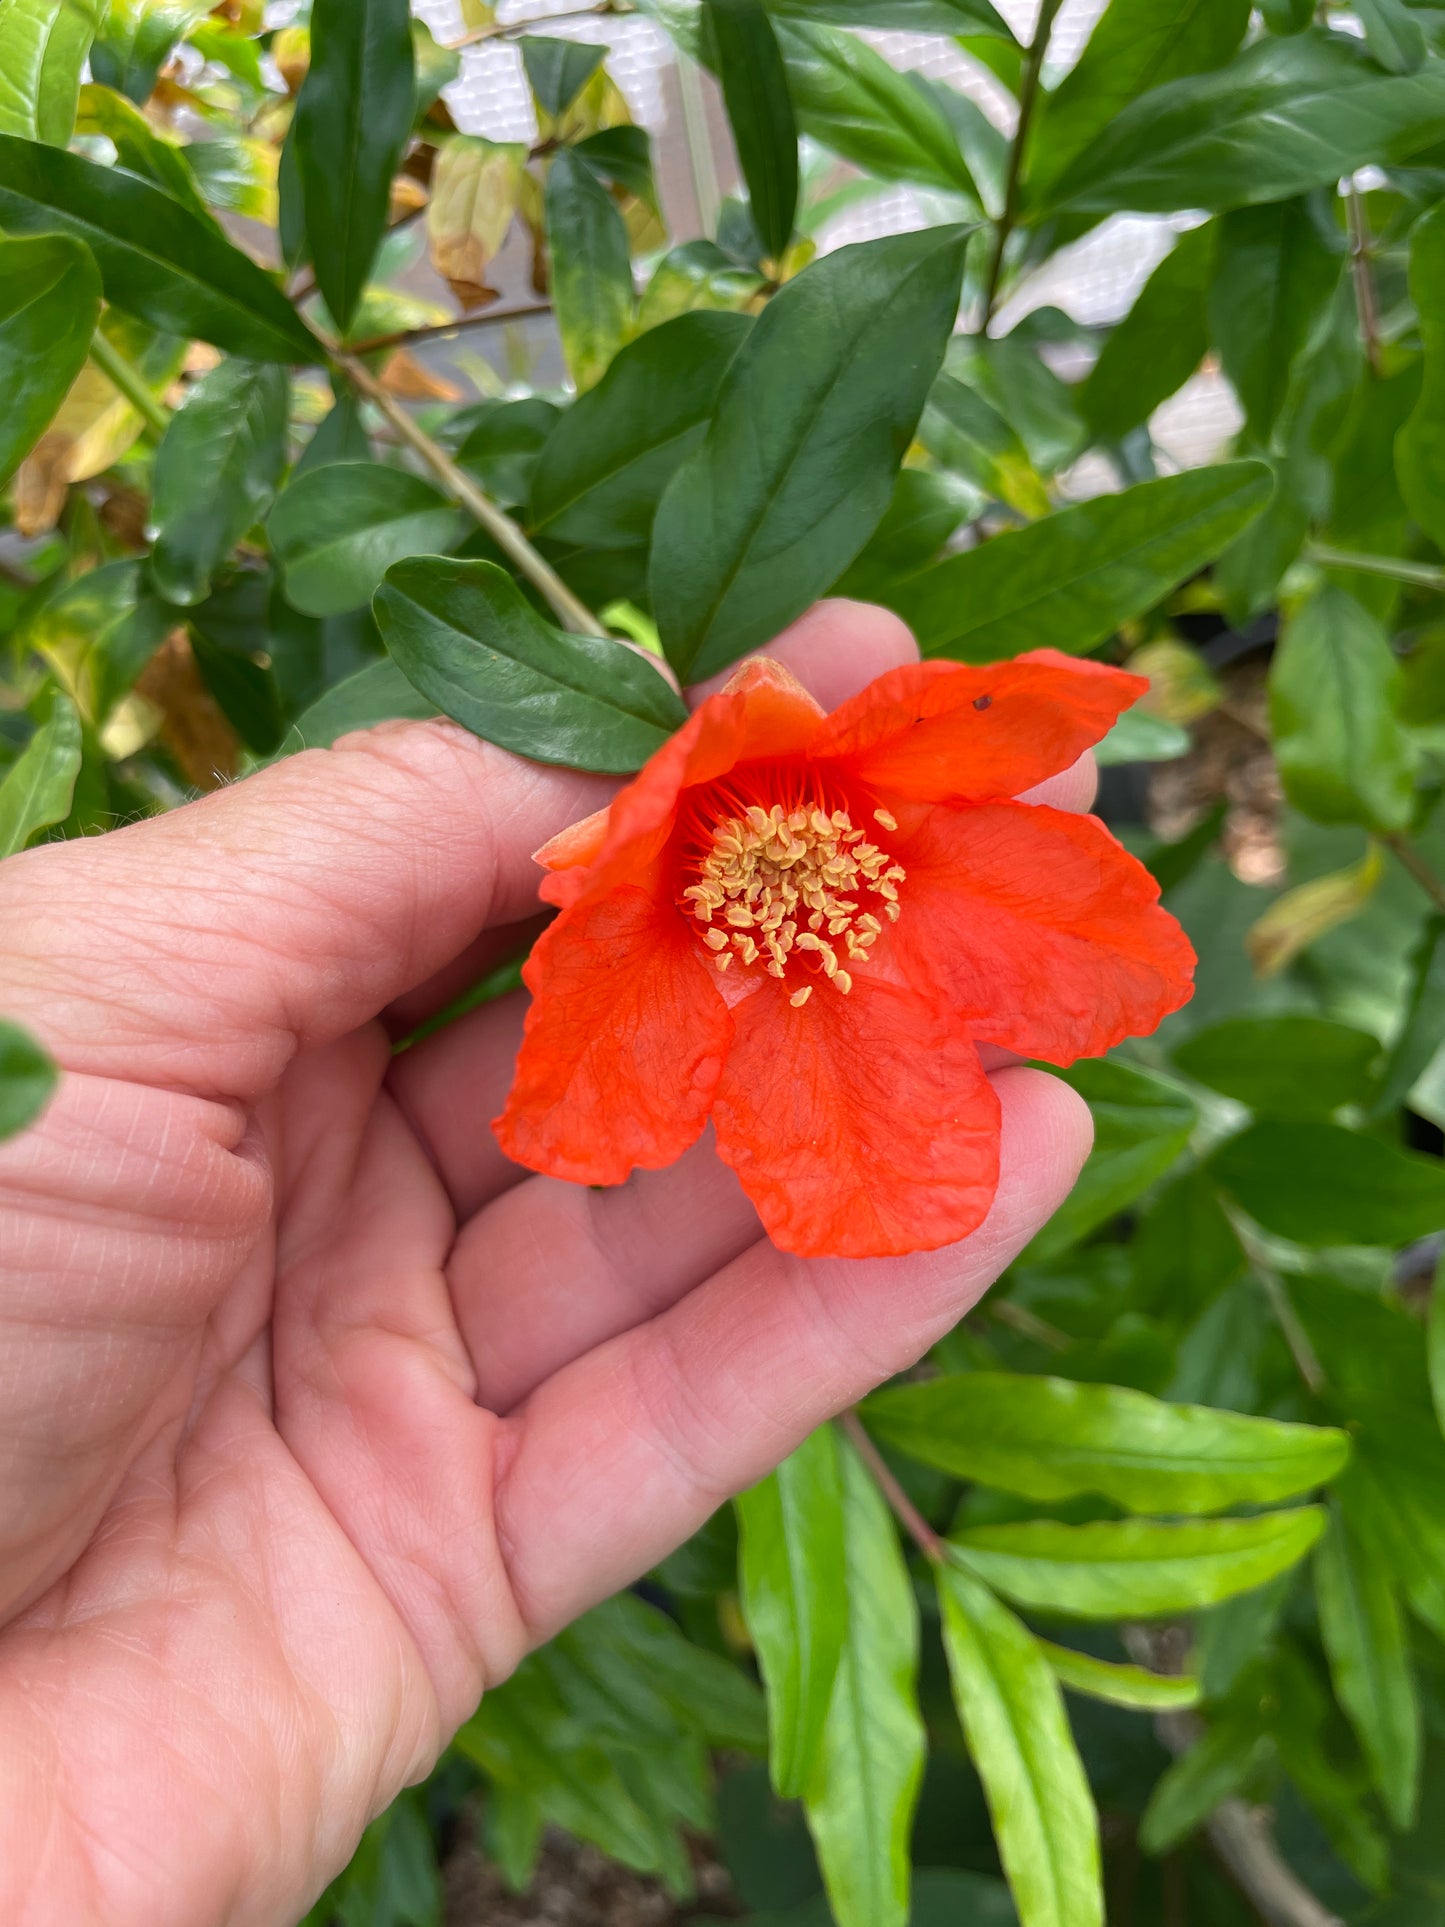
[[1093, 708, 1190, 767], [765, 0, 1014, 33], [411, 17, 461, 117], [76, 81, 212, 217], [519, 35, 605, 119], [832, 467, 979, 604], [529, 309, 750, 548], [291, 0, 415, 336], [281, 659, 437, 755], [1430, 1272, 1445, 1451], [1037, 1640, 1202, 1713], [864, 1374, 1349, 1515], [452, 397, 560, 509], [949, 1510, 1327, 1619], [1315, 1502, 1420, 1830], [775, 20, 977, 201], [90, 0, 210, 102], [1028, 0, 1251, 194], [0, 695, 81, 857], [22, 559, 171, 722], [1208, 195, 1343, 442], [1210, 1120, 1445, 1246], [1371, 915, 1445, 1119], [1139, 1720, 1273, 1855], [0, 232, 101, 488], [893, 462, 1272, 662], [0, 0, 104, 142], [374, 556, 688, 774], [1077, 224, 1214, 445], [802, 1438, 924, 1927], [708, 0, 798, 261], [1051, 32, 1445, 217], [1026, 1060, 1197, 1262], [546, 145, 634, 394], [1397, 203, 1445, 555], [937, 1565, 1103, 1927], [269, 462, 466, 618], [0, 135, 319, 362], [0, 1020, 58, 1142], [1356, 0, 1427, 72], [921, 372, 1048, 519], [652, 225, 968, 680], [151, 360, 289, 606], [736, 1425, 847, 1799], [190, 626, 284, 757], [1172, 1015, 1382, 1117]]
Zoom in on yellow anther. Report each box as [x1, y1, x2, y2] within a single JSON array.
[[874, 808, 898, 832], [790, 985, 813, 1008], [704, 928, 729, 951], [834, 970, 853, 996]]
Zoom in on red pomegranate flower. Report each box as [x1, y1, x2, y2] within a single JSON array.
[[495, 651, 1195, 1259]]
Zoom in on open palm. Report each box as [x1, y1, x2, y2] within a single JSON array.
[[0, 605, 1090, 1927]]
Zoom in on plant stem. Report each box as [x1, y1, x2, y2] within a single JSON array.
[[1346, 185, 1383, 379], [449, 2, 631, 50], [838, 1410, 944, 1563], [89, 331, 172, 438], [345, 301, 554, 359], [1303, 542, 1445, 591], [334, 350, 600, 635], [1382, 834, 1445, 916], [1221, 1203, 1327, 1397], [980, 0, 1063, 331]]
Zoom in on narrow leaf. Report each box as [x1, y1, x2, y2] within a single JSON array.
[[708, 0, 798, 261], [1397, 202, 1445, 555], [1209, 195, 1342, 441], [1211, 1120, 1445, 1247], [1140, 1721, 1273, 1855], [268, 462, 466, 617], [374, 556, 688, 774], [546, 146, 634, 393], [938, 1564, 1103, 1927], [0, 0, 104, 143], [1078, 225, 1214, 445], [151, 360, 289, 606], [1372, 916, 1445, 1120], [0, 232, 101, 487], [0, 695, 82, 857], [653, 225, 968, 680], [0, 1020, 58, 1142], [1038, 1641, 1202, 1713]]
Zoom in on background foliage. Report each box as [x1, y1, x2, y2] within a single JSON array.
[[4, 1, 1445, 1922]]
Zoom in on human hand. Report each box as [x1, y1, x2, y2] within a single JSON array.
[[0, 603, 1092, 1927]]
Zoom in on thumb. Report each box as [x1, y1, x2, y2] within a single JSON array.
[[0, 721, 610, 1102]]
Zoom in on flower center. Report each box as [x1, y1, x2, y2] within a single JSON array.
[[682, 801, 905, 1005]]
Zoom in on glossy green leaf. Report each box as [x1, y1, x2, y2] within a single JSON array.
[[291, 0, 415, 335], [281, 659, 437, 756], [1037, 1641, 1202, 1712], [1208, 195, 1342, 441], [23, 559, 172, 722], [637, 238, 764, 330], [653, 225, 968, 680], [0, 0, 104, 142], [1397, 203, 1445, 555], [75, 81, 212, 217], [1315, 1503, 1420, 1830], [1371, 915, 1445, 1120], [893, 462, 1272, 662], [529, 310, 750, 548], [519, 34, 605, 119], [151, 361, 289, 606], [922, 372, 1048, 519], [1078, 224, 1214, 444], [775, 20, 977, 201], [546, 146, 634, 394], [736, 1424, 847, 1799], [832, 467, 979, 604], [451, 398, 560, 510], [1172, 1015, 1381, 1117], [1026, 1060, 1197, 1262], [0, 232, 101, 488], [0, 695, 81, 857], [1093, 708, 1190, 767], [952, 331, 1083, 476], [269, 463, 467, 618], [709, 0, 798, 261], [1028, 0, 1251, 194], [190, 627, 284, 757], [90, 0, 210, 102], [765, 0, 1013, 33], [949, 1510, 1327, 1619], [938, 1566, 1102, 1927], [374, 557, 688, 774], [1139, 1720, 1273, 1855], [802, 1439, 924, 1927], [0, 135, 319, 362], [1052, 32, 1445, 218], [1211, 1120, 1445, 1246], [0, 1021, 58, 1142], [1270, 587, 1417, 833], [864, 1374, 1348, 1516]]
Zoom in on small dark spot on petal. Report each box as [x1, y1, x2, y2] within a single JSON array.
[[973, 695, 992, 712]]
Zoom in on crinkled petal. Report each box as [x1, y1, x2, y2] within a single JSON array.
[[889, 801, 1195, 1063], [811, 651, 1146, 805], [545, 657, 828, 912], [494, 885, 733, 1184], [711, 975, 1001, 1259]]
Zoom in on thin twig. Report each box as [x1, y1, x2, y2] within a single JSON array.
[[1304, 542, 1445, 591], [838, 1410, 944, 1563], [346, 300, 554, 358], [334, 351, 600, 635], [987, 1297, 1071, 1351], [1347, 186, 1383, 379], [980, 0, 1064, 330], [1382, 834, 1445, 916], [448, 1, 632, 50], [88, 331, 172, 437], [1221, 1203, 1327, 1397]]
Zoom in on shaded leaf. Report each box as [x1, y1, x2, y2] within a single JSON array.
[[374, 556, 687, 774], [0, 695, 82, 857], [546, 145, 634, 393], [281, 659, 436, 755], [1397, 202, 1445, 554], [1078, 225, 1214, 445], [765, 0, 1013, 31], [1208, 195, 1342, 442], [151, 360, 289, 606], [922, 372, 1048, 519], [832, 467, 979, 604], [90, 0, 210, 102], [1371, 914, 1445, 1119], [1211, 1120, 1445, 1246], [1172, 1015, 1382, 1117], [0, 232, 100, 488], [23, 558, 172, 721], [1139, 1721, 1273, 1855], [0, 1021, 58, 1143], [709, 0, 798, 261], [520, 35, 605, 120], [269, 462, 466, 618]]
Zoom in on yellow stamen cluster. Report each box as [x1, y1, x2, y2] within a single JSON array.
[[683, 802, 905, 996]]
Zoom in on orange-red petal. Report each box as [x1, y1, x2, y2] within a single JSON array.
[[811, 651, 1146, 805], [888, 801, 1195, 1064], [494, 884, 733, 1184], [710, 975, 1001, 1259]]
